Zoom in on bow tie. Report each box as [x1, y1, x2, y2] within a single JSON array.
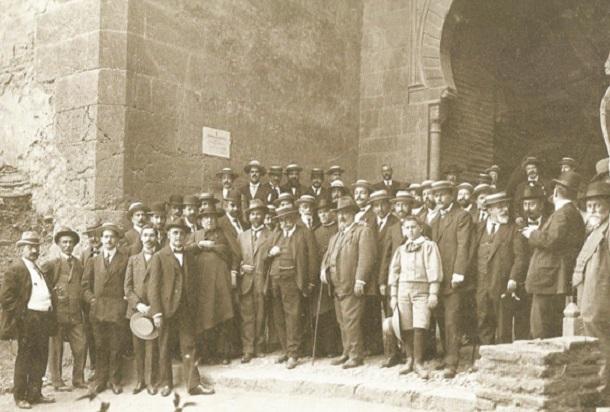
[[405, 241, 422, 252]]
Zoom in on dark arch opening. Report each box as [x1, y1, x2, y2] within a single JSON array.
[[441, 0, 610, 187]]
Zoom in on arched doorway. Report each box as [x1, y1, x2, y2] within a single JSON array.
[[439, 0, 610, 186]]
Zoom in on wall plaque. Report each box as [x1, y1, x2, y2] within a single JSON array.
[[202, 127, 231, 159]]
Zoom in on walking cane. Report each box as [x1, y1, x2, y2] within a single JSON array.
[[311, 278, 325, 365]]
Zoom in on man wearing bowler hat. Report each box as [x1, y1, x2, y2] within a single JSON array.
[[429, 180, 474, 378], [321, 196, 376, 369], [239, 160, 272, 217], [181, 195, 201, 235], [281, 164, 308, 198], [148, 201, 168, 249], [167, 195, 184, 223], [44, 227, 87, 391], [81, 222, 129, 395], [124, 202, 150, 256], [149, 220, 214, 396], [523, 171, 585, 339], [305, 168, 329, 200], [1, 231, 57, 409], [124, 224, 159, 395], [216, 167, 238, 201]]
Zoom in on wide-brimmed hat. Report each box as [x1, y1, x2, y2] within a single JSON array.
[[216, 167, 238, 179], [559, 157, 576, 168], [327, 165, 345, 176], [168, 194, 183, 207], [456, 182, 474, 193], [127, 202, 149, 218], [99, 222, 124, 238], [83, 218, 103, 235], [285, 164, 303, 173], [198, 204, 223, 218], [391, 190, 414, 204], [275, 205, 299, 219], [520, 184, 546, 200], [296, 194, 316, 206], [274, 192, 294, 206], [54, 227, 80, 245], [310, 168, 324, 177], [246, 199, 268, 213], [484, 192, 511, 207], [351, 179, 372, 191], [333, 196, 359, 213], [148, 201, 167, 216], [268, 165, 283, 176], [583, 181, 610, 200], [16, 231, 42, 247], [474, 183, 494, 196], [183, 195, 201, 207], [222, 189, 241, 203], [368, 189, 391, 204], [431, 180, 454, 192], [244, 160, 266, 176], [198, 192, 219, 205], [553, 171, 581, 192], [130, 312, 158, 340], [382, 308, 402, 343], [521, 156, 540, 169], [165, 220, 189, 232]]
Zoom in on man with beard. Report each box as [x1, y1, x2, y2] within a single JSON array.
[[321, 196, 376, 369], [216, 167, 238, 201], [421, 180, 439, 225], [182, 196, 201, 235], [297, 194, 319, 230], [167, 195, 183, 223], [523, 171, 585, 339], [312, 197, 342, 357], [457, 183, 477, 221], [239, 160, 271, 219], [265, 205, 279, 233], [374, 164, 404, 196], [326, 165, 345, 183], [306, 168, 328, 200], [471, 193, 528, 345], [408, 184, 424, 218], [265, 165, 283, 205], [352, 180, 376, 228], [148, 201, 168, 249], [430, 181, 473, 378], [513, 157, 551, 212], [281, 164, 308, 198], [473, 183, 494, 224], [124, 202, 150, 256], [124, 225, 159, 395], [329, 180, 348, 204], [573, 180, 610, 403]]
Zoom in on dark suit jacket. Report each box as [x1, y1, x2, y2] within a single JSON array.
[[123, 228, 143, 256], [237, 227, 273, 295], [0, 259, 57, 340], [263, 182, 282, 204], [304, 186, 330, 201], [239, 183, 272, 220], [42, 256, 84, 324], [471, 222, 528, 298], [218, 214, 249, 268], [82, 250, 129, 323], [148, 246, 199, 320], [525, 202, 585, 295], [373, 180, 404, 196], [267, 226, 316, 293], [280, 183, 308, 199], [124, 251, 152, 319], [356, 207, 377, 229], [376, 214, 400, 288], [430, 204, 474, 295]]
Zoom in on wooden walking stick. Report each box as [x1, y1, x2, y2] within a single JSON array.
[[311, 275, 325, 365]]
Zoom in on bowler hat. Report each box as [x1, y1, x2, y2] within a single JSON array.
[[246, 199, 268, 214], [216, 167, 238, 179], [333, 196, 359, 213], [222, 189, 241, 203], [168, 194, 183, 206], [266, 205, 277, 215], [83, 218, 103, 235], [198, 204, 223, 218], [484, 192, 511, 207], [99, 222, 124, 238], [274, 192, 294, 206], [553, 171, 581, 192], [296, 194, 316, 205], [382, 308, 402, 343], [310, 168, 324, 177], [431, 180, 454, 192], [316, 197, 333, 211], [520, 184, 546, 200], [559, 157, 576, 168], [391, 190, 414, 204], [583, 181, 610, 200], [54, 227, 80, 245], [183, 195, 201, 207], [351, 179, 372, 191], [285, 164, 303, 173], [165, 220, 188, 232], [128, 202, 149, 218], [148, 201, 167, 216], [16, 231, 42, 247], [456, 182, 474, 193], [327, 165, 344, 176], [474, 183, 494, 196], [368, 190, 391, 204], [275, 205, 299, 219], [129, 312, 158, 340], [268, 165, 283, 175], [244, 160, 267, 176], [521, 156, 540, 169]]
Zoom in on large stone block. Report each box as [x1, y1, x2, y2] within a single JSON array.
[[55, 69, 99, 112], [35, 0, 101, 45], [34, 31, 99, 81]]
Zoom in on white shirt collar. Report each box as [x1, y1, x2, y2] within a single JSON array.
[[133, 225, 143, 234], [284, 225, 297, 238], [555, 198, 572, 211], [22, 257, 41, 274], [384, 179, 392, 186], [61, 252, 73, 261], [104, 247, 117, 260]]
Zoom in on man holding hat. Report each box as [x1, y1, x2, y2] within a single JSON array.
[[0, 231, 56, 409], [43, 227, 87, 391], [216, 167, 238, 201], [523, 171, 586, 339], [149, 220, 214, 396], [266, 205, 315, 369], [321, 196, 377, 369], [124, 202, 150, 256], [237, 199, 273, 362], [471, 193, 528, 345], [167, 195, 184, 223], [305, 168, 329, 200], [573, 181, 610, 401], [148, 201, 168, 249], [429, 180, 474, 378], [124, 224, 159, 395], [373, 164, 404, 197], [81, 223, 129, 395], [352, 180, 375, 227], [281, 164, 307, 198], [239, 160, 272, 217], [264, 165, 283, 205], [326, 165, 345, 183]]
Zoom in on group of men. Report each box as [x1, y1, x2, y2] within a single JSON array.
[[2, 155, 610, 409]]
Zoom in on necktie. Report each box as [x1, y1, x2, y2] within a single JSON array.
[[233, 218, 242, 232], [489, 223, 496, 235], [104, 253, 110, 267]]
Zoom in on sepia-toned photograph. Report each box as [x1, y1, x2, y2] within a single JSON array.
[[1, 0, 610, 410]]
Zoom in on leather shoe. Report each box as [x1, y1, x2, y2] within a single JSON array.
[[160, 385, 172, 397], [111, 383, 123, 394], [286, 357, 298, 370], [442, 367, 457, 379], [380, 356, 400, 368], [15, 400, 32, 409], [189, 384, 215, 395], [147, 385, 157, 395], [331, 355, 349, 366], [275, 355, 288, 364], [414, 363, 429, 380], [35, 395, 56, 404], [133, 382, 145, 394], [241, 353, 253, 364], [342, 358, 363, 369]]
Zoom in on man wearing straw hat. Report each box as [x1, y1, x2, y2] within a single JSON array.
[[0, 231, 57, 409], [352, 179, 376, 228], [239, 160, 271, 216], [44, 227, 87, 391], [216, 167, 238, 201], [281, 163, 308, 198], [81, 222, 129, 395], [326, 165, 345, 183], [321, 196, 376, 369]]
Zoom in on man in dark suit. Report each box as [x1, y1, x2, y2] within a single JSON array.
[[473, 184, 494, 224], [0, 231, 56, 409], [305, 168, 329, 201], [123, 202, 149, 256], [148, 201, 168, 249], [321, 196, 377, 369], [512, 156, 552, 213], [182, 195, 201, 235], [266, 205, 315, 369], [472, 193, 528, 345], [167, 194, 183, 223], [352, 180, 376, 228], [281, 164, 308, 198], [373, 164, 404, 196], [148, 221, 214, 397], [44, 227, 87, 391], [456, 182, 477, 222], [264, 165, 283, 205], [216, 167, 238, 201], [523, 171, 586, 339], [124, 224, 158, 395], [430, 181, 474, 378], [239, 160, 272, 218], [81, 223, 129, 395]]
